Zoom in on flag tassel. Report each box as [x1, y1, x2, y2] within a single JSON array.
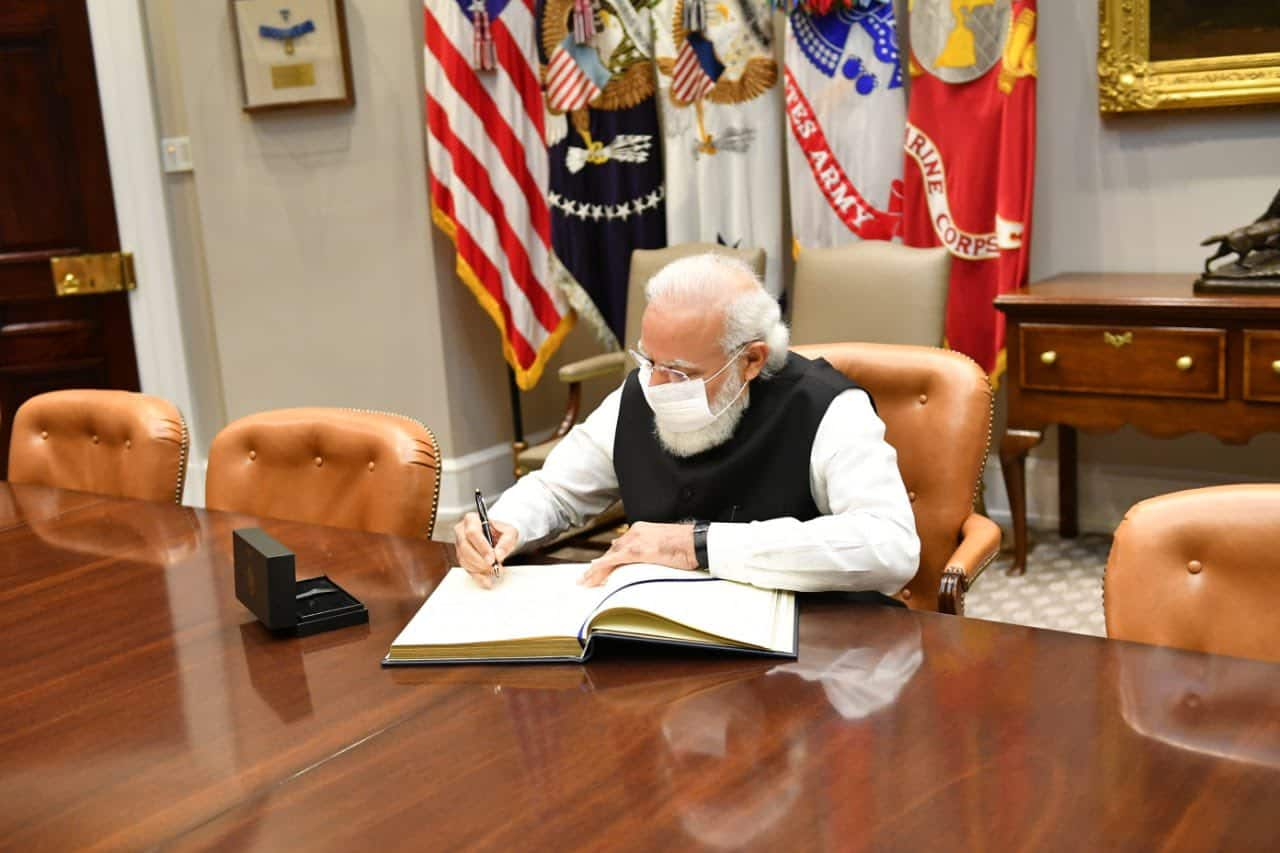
[[470, 1, 496, 71], [683, 0, 707, 33], [572, 0, 597, 44]]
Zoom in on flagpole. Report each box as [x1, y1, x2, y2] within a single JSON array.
[[507, 366, 525, 445]]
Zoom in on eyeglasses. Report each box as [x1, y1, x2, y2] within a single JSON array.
[[629, 341, 758, 384]]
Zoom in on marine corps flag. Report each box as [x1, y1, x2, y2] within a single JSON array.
[[901, 0, 1036, 378]]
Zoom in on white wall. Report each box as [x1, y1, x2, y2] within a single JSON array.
[[983, 0, 1280, 533], [145, 0, 613, 529]]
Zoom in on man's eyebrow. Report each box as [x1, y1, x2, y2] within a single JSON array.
[[636, 344, 698, 372]]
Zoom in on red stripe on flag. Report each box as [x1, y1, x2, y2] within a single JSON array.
[[430, 176, 538, 367], [426, 96, 562, 335], [490, 18, 544, 139], [424, 4, 549, 248]]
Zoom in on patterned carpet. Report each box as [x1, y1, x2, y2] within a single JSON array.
[[543, 527, 1113, 639], [967, 532, 1111, 638]]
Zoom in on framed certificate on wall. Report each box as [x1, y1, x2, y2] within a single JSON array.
[[231, 0, 355, 112]]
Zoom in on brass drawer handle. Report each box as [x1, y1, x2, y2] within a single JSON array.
[[1040, 350, 1057, 365], [1104, 331, 1133, 348], [1176, 355, 1193, 372], [1273, 360, 1280, 375]]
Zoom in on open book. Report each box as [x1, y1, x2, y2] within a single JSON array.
[[383, 563, 797, 665]]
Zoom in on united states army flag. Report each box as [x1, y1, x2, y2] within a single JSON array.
[[652, 0, 785, 297], [901, 0, 1036, 379], [785, 0, 906, 251]]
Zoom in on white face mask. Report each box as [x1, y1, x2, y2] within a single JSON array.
[[639, 345, 750, 434]]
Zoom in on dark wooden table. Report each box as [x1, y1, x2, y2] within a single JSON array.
[[996, 273, 1280, 575], [4, 483, 1280, 850]]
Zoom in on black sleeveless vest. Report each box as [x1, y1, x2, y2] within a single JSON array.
[[614, 352, 865, 525]]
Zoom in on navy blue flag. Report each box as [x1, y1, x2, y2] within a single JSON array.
[[538, 0, 667, 347]]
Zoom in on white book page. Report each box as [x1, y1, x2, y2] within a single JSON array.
[[390, 563, 700, 649], [590, 577, 792, 652]]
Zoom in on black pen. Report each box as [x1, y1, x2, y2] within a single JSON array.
[[474, 488, 501, 577]]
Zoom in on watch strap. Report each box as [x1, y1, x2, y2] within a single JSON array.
[[692, 520, 711, 570]]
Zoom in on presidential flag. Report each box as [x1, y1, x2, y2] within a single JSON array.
[[539, 0, 667, 347], [784, 0, 906, 251], [653, 0, 785, 297], [424, 0, 574, 390], [901, 0, 1037, 379]]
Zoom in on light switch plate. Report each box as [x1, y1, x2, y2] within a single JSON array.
[[160, 136, 193, 173]]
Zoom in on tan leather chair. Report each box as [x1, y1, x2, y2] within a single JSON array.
[[793, 343, 1000, 614], [516, 242, 767, 476], [789, 242, 951, 346], [206, 408, 441, 538], [7, 389, 188, 503], [1105, 485, 1280, 663]]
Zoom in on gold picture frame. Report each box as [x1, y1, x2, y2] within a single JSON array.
[[1098, 1, 1280, 113]]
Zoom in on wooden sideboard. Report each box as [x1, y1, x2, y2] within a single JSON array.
[[995, 273, 1280, 575]]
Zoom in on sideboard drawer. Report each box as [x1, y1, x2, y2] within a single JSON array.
[[1020, 324, 1225, 399], [1244, 330, 1280, 403]]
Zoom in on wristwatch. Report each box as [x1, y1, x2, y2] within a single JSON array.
[[692, 520, 711, 570]]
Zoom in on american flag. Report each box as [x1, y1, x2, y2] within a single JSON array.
[[671, 31, 724, 104], [424, 0, 573, 390]]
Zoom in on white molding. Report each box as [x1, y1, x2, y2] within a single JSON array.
[[86, 1, 199, 465], [184, 455, 208, 509], [432, 429, 555, 540], [981, 454, 1273, 534]]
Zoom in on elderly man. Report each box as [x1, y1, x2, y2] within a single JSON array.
[[455, 253, 920, 594]]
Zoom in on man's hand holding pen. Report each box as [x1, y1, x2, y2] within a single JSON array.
[[455, 509, 519, 589]]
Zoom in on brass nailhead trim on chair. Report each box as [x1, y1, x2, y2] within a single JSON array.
[[1188, 560, 1202, 575], [908, 491, 917, 502], [315, 456, 324, 467], [918, 394, 928, 404], [249, 450, 257, 461], [41, 430, 48, 440], [368, 461, 376, 471], [343, 408, 442, 538]]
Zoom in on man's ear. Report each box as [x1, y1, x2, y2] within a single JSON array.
[[742, 341, 769, 382]]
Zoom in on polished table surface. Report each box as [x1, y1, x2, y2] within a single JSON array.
[[3, 483, 1280, 850]]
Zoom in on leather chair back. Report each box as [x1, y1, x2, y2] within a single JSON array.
[[206, 408, 441, 538], [790, 243, 950, 346], [8, 389, 188, 503], [793, 343, 992, 611], [627, 243, 768, 351], [1105, 485, 1280, 663]]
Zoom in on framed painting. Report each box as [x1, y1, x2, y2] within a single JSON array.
[[1099, 0, 1280, 113], [231, 0, 355, 113]]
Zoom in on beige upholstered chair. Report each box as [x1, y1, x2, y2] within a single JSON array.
[[793, 343, 1000, 614], [7, 389, 188, 503], [515, 242, 767, 476], [789, 242, 951, 346], [1105, 485, 1280, 663], [206, 408, 441, 538]]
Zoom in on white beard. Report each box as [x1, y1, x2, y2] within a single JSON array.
[[655, 372, 751, 458]]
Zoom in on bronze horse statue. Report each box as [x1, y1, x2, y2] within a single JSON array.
[[1201, 188, 1280, 273]]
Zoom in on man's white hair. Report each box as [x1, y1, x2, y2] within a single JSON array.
[[644, 253, 790, 376]]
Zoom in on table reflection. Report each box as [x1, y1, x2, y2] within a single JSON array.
[[1117, 643, 1280, 768], [769, 616, 923, 720]]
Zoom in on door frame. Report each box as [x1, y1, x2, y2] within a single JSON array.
[[86, 0, 202, 499]]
